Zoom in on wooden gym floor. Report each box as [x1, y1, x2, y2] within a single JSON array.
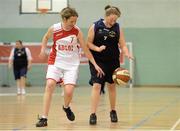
[[0, 86, 179, 131]]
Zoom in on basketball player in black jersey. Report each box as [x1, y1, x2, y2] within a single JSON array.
[[87, 5, 133, 125]]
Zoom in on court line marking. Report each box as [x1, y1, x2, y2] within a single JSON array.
[[10, 105, 108, 131], [0, 93, 56, 96], [2, 93, 178, 130], [170, 118, 180, 131], [9, 95, 107, 131], [129, 98, 179, 130]]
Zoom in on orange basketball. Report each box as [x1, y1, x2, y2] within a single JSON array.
[[112, 67, 130, 86]]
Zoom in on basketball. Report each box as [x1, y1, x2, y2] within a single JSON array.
[[112, 67, 130, 86]]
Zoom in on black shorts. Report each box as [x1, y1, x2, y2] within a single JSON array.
[[13, 67, 27, 80], [89, 61, 120, 86]]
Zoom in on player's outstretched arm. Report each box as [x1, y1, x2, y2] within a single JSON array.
[[39, 26, 53, 59], [119, 28, 134, 60], [78, 30, 105, 77]]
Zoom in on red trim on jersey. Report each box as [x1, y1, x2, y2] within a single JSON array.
[[53, 27, 79, 43], [53, 29, 62, 33], [48, 41, 57, 65], [48, 26, 79, 65]]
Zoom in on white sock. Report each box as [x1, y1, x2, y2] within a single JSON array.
[[21, 88, 26, 94], [63, 105, 69, 109], [42, 115, 47, 119], [17, 87, 21, 94]]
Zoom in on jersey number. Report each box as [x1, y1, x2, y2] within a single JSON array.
[[104, 36, 107, 40]]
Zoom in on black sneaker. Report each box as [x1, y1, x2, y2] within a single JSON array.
[[36, 117, 48, 127], [110, 110, 118, 122], [63, 106, 75, 121], [89, 113, 97, 125]]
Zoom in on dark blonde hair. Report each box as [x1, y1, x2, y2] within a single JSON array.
[[104, 5, 121, 17], [60, 7, 78, 20], [16, 40, 22, 45]]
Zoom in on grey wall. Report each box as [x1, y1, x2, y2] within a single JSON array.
[[0, 0, 180, 86], [0, 0, 180, 28], [0, 0, 59, 28]]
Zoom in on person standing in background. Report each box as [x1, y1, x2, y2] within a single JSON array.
[[87, 5, 133, 125], [8, 40, 32, 95]]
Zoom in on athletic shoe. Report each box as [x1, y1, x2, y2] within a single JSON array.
[[89, 113, 97, 125], [17, 88, 21, 95], [21, 89, 26, 95], [36, 117, 48, 127], [110, 110, 118, 122], [63, 106, 75, 121]]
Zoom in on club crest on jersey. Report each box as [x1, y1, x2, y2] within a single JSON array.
[[109, 31, 116, 37], [98, 29, 103, 33]]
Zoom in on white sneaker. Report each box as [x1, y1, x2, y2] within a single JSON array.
[[17, 88, 21, 95], [61, 90, 64, 97], [21, 89, 26, 95]]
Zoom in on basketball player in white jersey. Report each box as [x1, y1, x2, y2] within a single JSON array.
[[36, 7, 104, 127]]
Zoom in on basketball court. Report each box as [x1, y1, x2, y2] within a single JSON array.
[[0, 0, 180, 131], [0, 86, 179, 131]]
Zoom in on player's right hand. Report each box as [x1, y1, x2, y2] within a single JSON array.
[[39, 50, 47, 59]]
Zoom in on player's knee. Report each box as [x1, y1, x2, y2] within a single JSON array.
[[45, 86, 53, 93], [46, 81, 56, 92], [65, 90, 73, 97], [93, 83, 101, 91]]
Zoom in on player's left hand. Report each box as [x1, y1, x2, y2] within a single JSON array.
[[125, 53, 134, 60], [28, 64, 31, 70]]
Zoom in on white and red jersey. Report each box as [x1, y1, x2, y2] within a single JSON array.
[[48, 23, 80, 70]]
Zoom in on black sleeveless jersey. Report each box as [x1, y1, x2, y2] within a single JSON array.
[[13, 47, 28, 69], [90, 19, 120, 63]]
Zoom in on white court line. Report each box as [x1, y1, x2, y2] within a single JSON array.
[[0, 93, 44, 96], [170, 118, 180, 131], [0, 93, 63, 96]]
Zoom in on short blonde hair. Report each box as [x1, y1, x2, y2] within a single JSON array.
[[104, 5, 121, 17], [60, 7, 78, 20]]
